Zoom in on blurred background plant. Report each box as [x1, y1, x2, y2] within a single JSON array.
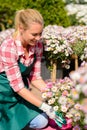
[[69, 61, 87, 129], [0, 0, 71, 31], [62, 26, 87, 60], [64, 0, 87, 25]]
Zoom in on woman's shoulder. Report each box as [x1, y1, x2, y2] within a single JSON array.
[[1, 36, 14, 48], [0, 28, 15, 46]]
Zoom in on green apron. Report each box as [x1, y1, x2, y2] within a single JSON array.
[[0, 54, 42, 130]]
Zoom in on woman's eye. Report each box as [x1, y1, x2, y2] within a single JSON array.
[[39, 33, 42, 36], [32, 34, 37, 36], [32, 33, 42, 37]]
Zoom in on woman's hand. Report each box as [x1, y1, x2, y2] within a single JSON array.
[[17, 87, 42, 107], [31, 79, 47, 91], [39, 102, 55, 119]]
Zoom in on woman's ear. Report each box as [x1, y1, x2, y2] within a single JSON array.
[[18, 24, 24, 35]]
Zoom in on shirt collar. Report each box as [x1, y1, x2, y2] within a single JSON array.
[[15, 40, 36, 57], [15, 40, 24, 56]]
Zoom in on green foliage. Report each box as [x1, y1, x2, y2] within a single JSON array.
[[36, 0, 71, 27], [64, 0, 87, 4], [71, 40, 86, 57], [0, 0, 27, 30], [0, 0, 71, 30], [68, 14, 86, 26]]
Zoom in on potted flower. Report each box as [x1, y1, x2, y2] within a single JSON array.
[[42, 65, 87, 129], [61, 26, 87, 70], [42, 25, 73, 82]]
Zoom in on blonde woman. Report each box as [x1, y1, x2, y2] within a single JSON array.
[[0, 9, 59, 130]]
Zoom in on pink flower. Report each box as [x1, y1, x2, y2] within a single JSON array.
[[41, 87, 50, 92], [81, 98, 87, 113], [47, 92, 53, 98], [47, 82, 53, 88], [62, 90, 68, 96], [72, 125, 81, 130], [84, 125, 87, 129]]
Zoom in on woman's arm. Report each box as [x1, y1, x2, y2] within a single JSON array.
[[17, 87, 56, 120], [17, 87, 42, 107], [31, 78, 47, 91]]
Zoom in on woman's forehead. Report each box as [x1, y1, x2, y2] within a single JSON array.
[[27, 23, 43, 32]]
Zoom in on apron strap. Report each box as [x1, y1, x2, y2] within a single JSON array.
[[21, 53, 36, 77]]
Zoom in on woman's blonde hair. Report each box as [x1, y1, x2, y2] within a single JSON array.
[[14, 9, 44, 30]]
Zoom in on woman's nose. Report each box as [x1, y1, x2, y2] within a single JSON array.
[[35, 35, 41, 41]]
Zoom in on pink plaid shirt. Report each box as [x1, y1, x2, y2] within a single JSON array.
[[0, 37, 43, 92]]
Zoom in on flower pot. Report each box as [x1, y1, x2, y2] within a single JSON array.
[[71, 54, 78, 70]]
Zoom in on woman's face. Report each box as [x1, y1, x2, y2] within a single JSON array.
[[20, 22, 43, 47]]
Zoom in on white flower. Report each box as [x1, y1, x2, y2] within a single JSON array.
[[84, 115, 87, 124], [70, 71, 80, 81], [82, 84, 87, 96], [74, 103, 81, 110], [66, 112, 73, 118], [58, 96, 67, 105], [61, 105, 68, 113], [51, 86, 57, 92], [53, 106, 59, 111], [75, 84, 82, 93], [60, 85, 66, 91], [53, 50, 58, 54], [74, 112, 81, 122], [65, 64, 70, 69], [42, 92, 47, 99], [48, 98, 55, 105], [71, 89, 79, 100]]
